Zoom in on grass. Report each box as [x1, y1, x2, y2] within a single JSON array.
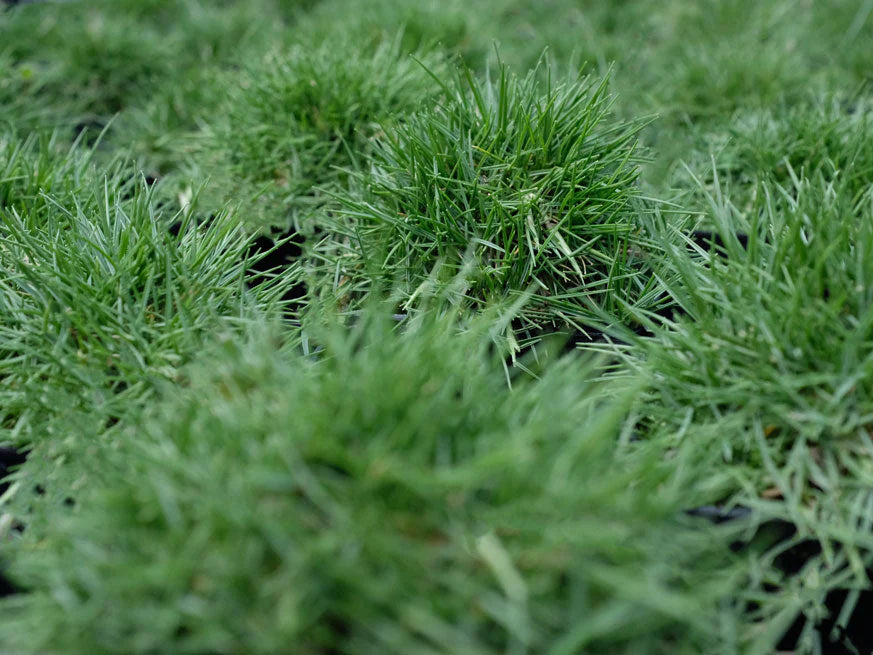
[[185, 31, 447, 229], [2, 1, 873, 653], [0, 304, 743, 654], [311, 61, 663, 348]]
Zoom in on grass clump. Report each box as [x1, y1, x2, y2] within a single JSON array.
[[188, 33, 444, 230], [686, 95, 873, 210], [618, 167, 873, 649], [297, 0, 481, 65], [0, 135, 288, 401], [1, 3, 175, 127], [316, 61, 664, 344], [0, 52, 71, 135], [0, 303, 741, 654], [636, 169, 873, 449], [0, 0, 290, 162], [0, 133, 295, 520]]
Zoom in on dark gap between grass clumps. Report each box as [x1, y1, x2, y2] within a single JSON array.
[[244, 232, 307, 306], [773, 546, 873, 654], [0, 566, 16, 598], [689, 229, 750, 253], [687, 505, 873, 654], [0, 446, 26, 499], [0, 446, 27, 598], [72, 118, 110, 145], [168, 217, 308, 314]]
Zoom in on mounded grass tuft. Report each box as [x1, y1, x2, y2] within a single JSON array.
[[690, 95, 873, 209], [618, 167, 873, 649], [315, 61, 666, 345], [0, 303, 741, 654], [0, 134, 296, 522], [636, 170, 873, 448], [187, 33, 446, 229]]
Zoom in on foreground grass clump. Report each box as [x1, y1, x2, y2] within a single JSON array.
[[317, 62, 664, 344], [0, 305, 740, 654]]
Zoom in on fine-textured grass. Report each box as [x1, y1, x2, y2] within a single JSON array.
[[3, 1, 873, 653], [618, 158, 873, 651], [0, 303, 744, 654], [0, 133, 295, 533], [684, 94, 873, 210], [184, 32, 446, 230], [312, 62, 666, 347]]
